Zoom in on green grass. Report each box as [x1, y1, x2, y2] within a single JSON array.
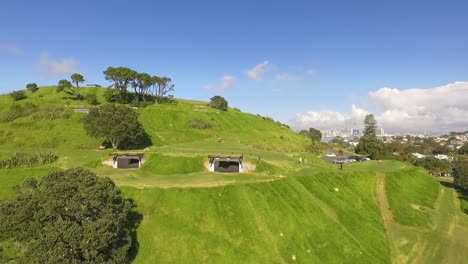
[[142, 154, 204, 175], [1, 88, 468, 263], [385, 166, 439, 227], [122, 172, 391, 263]]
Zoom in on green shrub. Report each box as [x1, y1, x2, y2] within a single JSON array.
[[187, 118, 213, 129], [32, 106, 72, 120], [0, 103, 37, 123], [26, 83, 39, 92], [85, 93, 100, 105], [9, 90, 27, 101], [0, 151, 58, 169], [209, 96, 228, 111]]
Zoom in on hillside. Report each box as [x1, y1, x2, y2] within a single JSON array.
[[0, 87, 467, 263]]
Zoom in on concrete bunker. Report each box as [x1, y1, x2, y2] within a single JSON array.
[[208, 155, 243, 173], [112, 153, 144, 169]]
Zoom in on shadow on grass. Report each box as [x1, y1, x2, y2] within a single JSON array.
[[127, 199, 143, 262], [439, 181, 468, 215]]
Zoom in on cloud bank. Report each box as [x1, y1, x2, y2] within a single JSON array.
[[221, 75, 235, 89], [37, 53, 78, 76], [292, 82, 468, 133]]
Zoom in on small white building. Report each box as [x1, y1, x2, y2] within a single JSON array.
[[412, 153, 426, 159], [208, 155, 244, 173], [434, 154, 450, 160], [113, 153, 143, 169]]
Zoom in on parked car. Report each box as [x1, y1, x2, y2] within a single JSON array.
[[333, 158, 352, 164], [326, 153, 336, 157], [347, 155, 366, 162]]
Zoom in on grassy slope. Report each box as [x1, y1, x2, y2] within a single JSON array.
[[122, 167, 391, 263], [1, 88, 467, 263]]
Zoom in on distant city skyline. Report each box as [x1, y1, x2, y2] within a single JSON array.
[[1, 0, 467, 133]]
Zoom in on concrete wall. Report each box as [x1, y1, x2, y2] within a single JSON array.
[[114, 157, 140, 169], [209, 158, 243, 173]]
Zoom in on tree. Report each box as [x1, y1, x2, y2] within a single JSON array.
[[432, 145, 451, 155], [363, 114, 377, 138], [299, 128, 322, 141], [132, 73, 152, 101], [26, 83, 39, 92], [9, 90, 27, 101], [71, 73, 85, 98], [459, 144, 468, 155], [0, 168, 138, 263], [82, 104, 151, 149], [209, 96, 228, 111], [453, 159, 468, 190], [56, 79, 72, 92], [356, 114, 389, 159], [150, 76, 174, 103], [103, 67, 138, 103]]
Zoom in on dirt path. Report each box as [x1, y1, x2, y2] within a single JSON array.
[[375, 174, 468, 264]]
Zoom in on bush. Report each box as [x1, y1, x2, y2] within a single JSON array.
[[85, 93, 100, 105], [0, 102, 37, 123], [0, 168, 138, 263], [209, 96, 228, 111], [453, 159, 468, 190], [32, 106, 72, 120], [9, 90, 27, 101], [187, 118, 213, 129], [0, 151, 58, 169], [26, 83, 39, 92]]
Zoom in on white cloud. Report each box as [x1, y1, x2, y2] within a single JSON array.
[[369, 82, 468, 133], [275, 73, 300, 81], [0, 43, 22, 54], [246, 61, 271, 80], [291, 82, 468, 133], [292, 104, 369, 131], [221, 75, 235, 90], [37, 52, 78, 76]]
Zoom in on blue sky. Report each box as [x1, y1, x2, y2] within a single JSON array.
[[1, 0, 467, 132]]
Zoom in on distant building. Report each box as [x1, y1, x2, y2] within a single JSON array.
[[434, 154, 449, 160], [412, 153, 425, 159]]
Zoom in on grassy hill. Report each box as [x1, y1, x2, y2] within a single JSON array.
[[0, 87, 467, 263]]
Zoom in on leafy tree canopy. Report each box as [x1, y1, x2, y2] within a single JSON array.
[[0, 168, 139, 263], [459, 144, 468, 155], [209, 96, 228, 111], [299, 127, 322, 142], [356, 114, 389, 159], [453, 159, 468, 190], [26, 83, 39, 92], [82, 104, 151, 149], [9, 90, 27, 101]]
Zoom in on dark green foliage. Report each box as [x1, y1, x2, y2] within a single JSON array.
[[9, 90, 27, 101], [414, 157, 451, 174], [209, 96, 228, 111], [356, 114, 390, 159], [56, 79, 72, 92], [299, 127, 322, 141], [26, 83, 39, 92], [0, 151, 58, 168], [32, 106, 72, 120], [103, 67, 138, 103], [459, 144, 468, 155], [187, 118, 213, 129], [85, 93, 100, 105], [0, 102, 37, 122], [432, 145, 451, 155], [0, 168, 138, 263], [82, 104, 151, 149], [453, 159, 468, 190]]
